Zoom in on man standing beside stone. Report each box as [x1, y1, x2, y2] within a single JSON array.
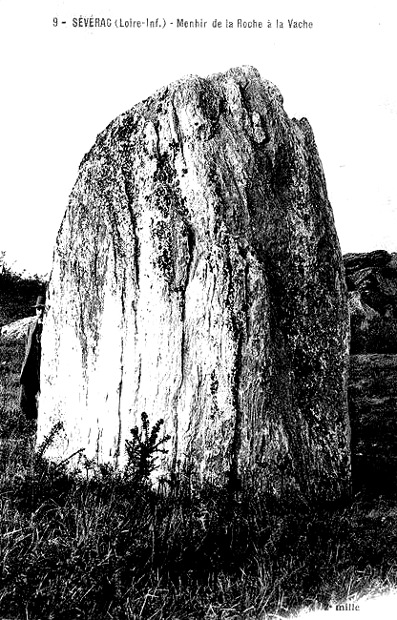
[[19, 295, 45, 421]]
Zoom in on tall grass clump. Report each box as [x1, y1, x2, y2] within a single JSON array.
[[0, 414, 397, 618]]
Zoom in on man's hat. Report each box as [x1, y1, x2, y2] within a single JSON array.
[[32, 295, 46, 309]]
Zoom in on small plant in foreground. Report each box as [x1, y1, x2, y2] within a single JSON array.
[[125, 411, 171, 482]]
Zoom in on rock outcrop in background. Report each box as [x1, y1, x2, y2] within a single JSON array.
[[38, 66, 350, 502], [345, 251, 397, 354], [345, 251, 397, 496]]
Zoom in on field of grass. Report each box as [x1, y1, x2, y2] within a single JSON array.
[[1, 265, 397, 619], [1, 435, 397, 619], [1, 431, 397, 620]]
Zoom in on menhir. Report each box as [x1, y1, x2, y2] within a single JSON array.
[[38, 66, 350, 502]]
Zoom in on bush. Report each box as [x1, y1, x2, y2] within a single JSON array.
[[125, 412, 171, 483], [0, 251, 46, 326]]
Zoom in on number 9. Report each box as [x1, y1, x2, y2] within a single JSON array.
[[53, 17, 58, 27]]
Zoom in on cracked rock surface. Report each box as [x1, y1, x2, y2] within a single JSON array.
[[38, 66, 350, 501]]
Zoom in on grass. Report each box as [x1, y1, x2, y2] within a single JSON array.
[[1, 448, 397, 619], [1, 264, 397, 618], [1, 379, 397, 620]]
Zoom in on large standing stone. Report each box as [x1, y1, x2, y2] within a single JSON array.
[[38, 66, 350, 501]]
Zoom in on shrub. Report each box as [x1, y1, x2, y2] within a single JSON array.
[[125, 412, 171, 483], [0, 251, 47, 326]]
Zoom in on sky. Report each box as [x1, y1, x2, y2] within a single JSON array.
[[0, 0, 396, 276]]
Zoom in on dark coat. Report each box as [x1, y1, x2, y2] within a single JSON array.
[[20, 317, 43, 394]]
